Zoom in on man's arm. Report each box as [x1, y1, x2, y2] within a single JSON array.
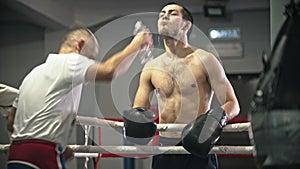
[[182, 53, 240, 157], [218, 78, 240, 120], [0, 84, 19, 107], [123, 67, 156, 145], [203, 54, 240, 120], [181, 51, 240, 158], [133, 67, 154, 109], [85, 31, 152, 81], [7, 107, 16, 133], [0, 84, 18, 132]]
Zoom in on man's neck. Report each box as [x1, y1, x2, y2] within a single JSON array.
[[59, 46, 78, 54], [163, 37, 192, 58]]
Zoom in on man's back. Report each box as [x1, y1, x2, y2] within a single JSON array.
[[12, 53, 94, 148]]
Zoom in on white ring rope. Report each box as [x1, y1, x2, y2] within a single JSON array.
[[76, 116, 250, 132], [70, 145, 255, 155], [0, 144, 254, 155], [0, 116, 253, 157]]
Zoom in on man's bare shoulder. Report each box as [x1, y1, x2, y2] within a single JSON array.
[[192, 48, 220, 64], [193, 48, 216, 58]]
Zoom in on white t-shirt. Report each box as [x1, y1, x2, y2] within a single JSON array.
[[11, 53, 94, 149]]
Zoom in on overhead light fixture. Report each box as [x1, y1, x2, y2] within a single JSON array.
[[209, 28, 240, 40], [203, 0, 226, 17]]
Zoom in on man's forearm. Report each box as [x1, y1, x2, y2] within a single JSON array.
[[7, 107, 16, 133], [106, 44, 140, 79], [221, 100, 240, 120]]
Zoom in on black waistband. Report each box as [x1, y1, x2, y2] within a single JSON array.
[[158, 136, 182, 146]]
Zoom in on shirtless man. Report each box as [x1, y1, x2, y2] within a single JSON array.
[[126, 3, 240, 169]]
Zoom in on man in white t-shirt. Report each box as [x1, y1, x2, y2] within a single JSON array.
[[0, 83, 18, 137], [7, 28, 152, 169], [0, 83, 18, 119]]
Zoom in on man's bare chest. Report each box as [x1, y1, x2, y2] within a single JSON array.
[[150, 63, 206, 97]]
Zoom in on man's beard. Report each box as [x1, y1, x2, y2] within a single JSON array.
[[159, 27, 181, 40]]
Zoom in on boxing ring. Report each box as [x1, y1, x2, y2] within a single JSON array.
[[0, 115, 255, 157]]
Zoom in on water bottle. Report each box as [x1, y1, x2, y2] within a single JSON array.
[[133, 21, 153, 64]]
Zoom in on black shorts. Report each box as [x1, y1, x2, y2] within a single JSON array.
[[152, 137, 218, 169]]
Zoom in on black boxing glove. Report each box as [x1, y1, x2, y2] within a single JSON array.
[[123, 107, 157, 145], [181, 107, 228, 157]]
